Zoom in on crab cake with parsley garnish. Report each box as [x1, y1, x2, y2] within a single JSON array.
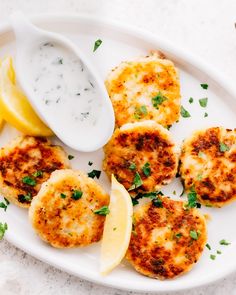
[[180, 127, 236, 207], [126, 196, 207, 279], [103, 121, 179, 194], [29, 169, 109, 248], [0, 136, 70, 208], [105, 51, 181, 128]]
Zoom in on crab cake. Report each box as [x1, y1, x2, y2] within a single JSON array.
[[180, 127, 236, 207], [126, 196, 207, 279], [105, 51, 181, 128], [29, 169, 109, 248], [103, 121, 179, 194], [0, 136, 69, 208]]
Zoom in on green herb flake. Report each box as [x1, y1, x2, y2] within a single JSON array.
[[132, 198, 139, 206], [190, 230, 198, 240], [18, 193, 32, 203], [129, 163, 136, 171], [180, 106, 191, 118], [152, 92, 167, 109], [0, 203, 7, 211], [219, 239, 230, 246], [197, 173, 203, 181], [94, 206, 110, 216], [200, 83, 208, 89], [142, 162, 151, 177], [206, 243, 211, 250], [0, 222, 8, 240], [88, 161, 93, 166], [189, 97, 194, 104], [199, 98, 208, 108], [219, 142, 230, 153], [210, 254, 216, 260], [93, 39, 102, 52], [88, 170, 101, 179], [173, 190, 176, 195], [71, 190, 83, 200], [186, 187, 199, 208], [134, 105, 148, 119], [4, 198, 9, 205], [204, 112, 208, 118], [217, 250, 222, 254], [60, 193, 66, 199], [152, 197, 163, 208], [176, 233, 182, 239], [128, 172, 143, 191], [22, 176, 36, 186], [113, 227, 117, 231], [68, 155, 74, 160], [32, 170, 43, 178]]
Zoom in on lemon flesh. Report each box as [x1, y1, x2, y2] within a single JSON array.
[[0, 57, 53, 136], [100, 175, 133, 275]]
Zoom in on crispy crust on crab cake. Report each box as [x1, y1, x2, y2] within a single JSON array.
[[29, 169, 109, 248], [105, 51, 181, 128], [126, 196, 207, 279], [180, 127, 236, 207], [0, 136, 70, 208], [103, 121, 179, 194]]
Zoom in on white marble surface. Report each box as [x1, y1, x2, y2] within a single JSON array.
[[0, 0, 236, 294]]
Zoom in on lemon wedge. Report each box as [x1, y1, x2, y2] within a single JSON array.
[[0, 57, 53, 136], [100, 175, 133, 275]]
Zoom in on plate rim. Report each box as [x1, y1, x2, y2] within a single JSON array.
[[0, 13, 236, 293]]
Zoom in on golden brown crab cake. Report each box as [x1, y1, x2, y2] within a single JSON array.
[[180, 127, 236, 207], [105, 51, 181, 128], [126, 196, 207, 279], [29, 169, 109, 248], [0, 136, 70, 208], [103, 121, 179, 195]]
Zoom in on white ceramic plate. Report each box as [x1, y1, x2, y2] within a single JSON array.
[[0, 14, 236, 293]]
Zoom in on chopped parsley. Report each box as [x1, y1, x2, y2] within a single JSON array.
[[94, 206, 110, 215], [197, 173, 203, 181], [185, 187, 200, 208], [204, 112, 208, 117], [72, 190, 83, 200], [173, 190, 176, 195], [180, 106, 191, 118], [88, 170, 101, 179], [152, 197, 163, 208], [128, 172, 143, 191], [190, 230, 199, 240], [219, 142, 230, 153], [200, 83, 208, 89], [217, 250, 222, 254], [189, 97, 194, 104], [206, 243, 211, 250], [175, 233, 182, 239], [0, 222, 8, 240], [68, 155, 74, 160], [199, 98, 208, 108], [219, 239, 230, 246], [32, 170, 43, 178], [88, 161, 93, 166], [93, 39, 102, 52], [132, 198, 139, 206], [142, 162, 151, 177], [129, 163, 136, 171], [134, 105, 148, 119], [0, 198, 10, 212], [18, 193, 32, 203], [60, 193, 66, 199], [22, 176, 36, 186], [152, 92, 167, 109], [210, 254, 216, 260]]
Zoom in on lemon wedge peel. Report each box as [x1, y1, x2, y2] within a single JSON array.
[[0, 57, 53, 136], [100, 175, 133, 275]]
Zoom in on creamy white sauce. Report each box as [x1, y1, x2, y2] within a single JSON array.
[[29, 41, 103, 133]]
